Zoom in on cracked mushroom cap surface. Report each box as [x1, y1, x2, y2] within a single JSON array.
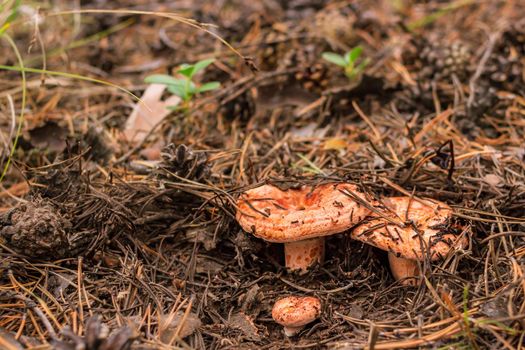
[[351, 197, 466, 260], [272, 296, 321, 328], [236, 183, 373, 243]]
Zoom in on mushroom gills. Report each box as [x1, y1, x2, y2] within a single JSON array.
[[388, 253, 421, 286], [284, 237, 325, 273]]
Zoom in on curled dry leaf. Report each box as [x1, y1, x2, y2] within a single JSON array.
[[123, 84, 181, 145]]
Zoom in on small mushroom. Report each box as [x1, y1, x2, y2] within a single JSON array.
[[236, 183, 372, 273], [352, 197, 466, 285], [272, 296, 321, 337]]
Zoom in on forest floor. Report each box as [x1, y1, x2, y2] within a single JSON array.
[[0, 1, 524, 349]]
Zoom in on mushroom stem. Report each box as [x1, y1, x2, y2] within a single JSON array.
[[284, 237, 325, 273], [388, 253, 421, 286], [283, 326, 303, 337]]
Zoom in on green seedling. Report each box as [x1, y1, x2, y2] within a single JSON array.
[[322, 46, 370, 81], [145, 58, 220, 110]]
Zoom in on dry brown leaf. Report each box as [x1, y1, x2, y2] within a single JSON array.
[[123, 84, 181, 145]]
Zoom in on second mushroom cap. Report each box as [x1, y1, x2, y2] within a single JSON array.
[[351, 197, 466, 260]]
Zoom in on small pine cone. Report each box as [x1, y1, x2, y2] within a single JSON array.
[[157, 144, 210, 182], [0, 197, 77, 259], [295, 63, 331, 92], [420, 40, 472, 80], [54, 315, 137, 350]]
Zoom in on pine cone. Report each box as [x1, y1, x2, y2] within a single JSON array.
[[420, 40, 472, 81], [0, 197, 80, 259], [295, 62, 331, 92], [53, 316, 137, 350], [156, 144, 210, 183]]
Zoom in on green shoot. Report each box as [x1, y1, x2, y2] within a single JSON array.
[[0, 1, 23, 182], [293, 154, 326, 175], [145, 58, 220, 110], [322, 46, 370, 81], [0, 0, 20, 36], [0, 35, 26, 183]]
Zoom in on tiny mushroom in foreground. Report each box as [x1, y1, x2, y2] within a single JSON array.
[[236, 183, 373, 273], [272, 296, 321, 337], [351, 197, 466, 285]]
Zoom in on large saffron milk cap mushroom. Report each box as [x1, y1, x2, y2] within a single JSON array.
[[351, 197, 466, 284], [272, 296, 321, 337], [236, 183, 373, 272]]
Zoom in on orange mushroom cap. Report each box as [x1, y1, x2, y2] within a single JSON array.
[[351, 197, 466, 261], [272, 296, 321, 330], [236, 183, 373, 243]]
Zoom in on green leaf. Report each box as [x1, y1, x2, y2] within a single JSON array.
[[322, 52, 346, 67], [197, 81, 220, 93], [0, 0, 21, 36], [166, 79, 218, 100], [192, 58, 215, 75], [144, 74, 183, 86], [5, 0, 21, 24], [166, 82, 187, 98], [346, 46, 363, 64], [354, 58, 370, 74], [345, 57, 370, 80], [177, 64, 195, 78], [187, 81, 197, 94]]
